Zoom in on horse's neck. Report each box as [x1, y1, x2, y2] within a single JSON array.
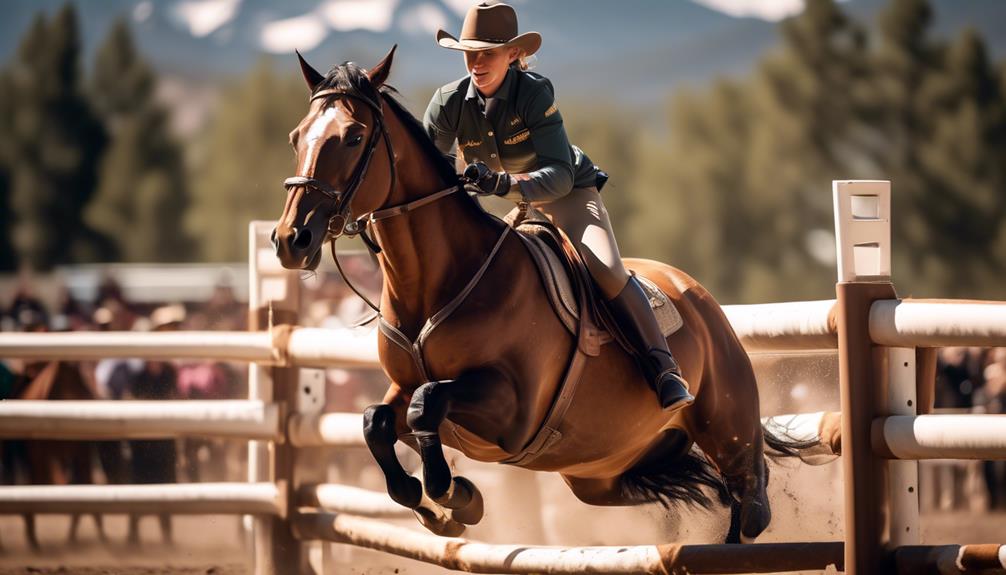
[[374, 114, 502, 331]]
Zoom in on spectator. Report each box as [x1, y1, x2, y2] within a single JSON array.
[[126, 304, 184, 546], [977, 348, 1006, 509]]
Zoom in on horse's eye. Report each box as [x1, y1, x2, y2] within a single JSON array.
[[347, 134, 364, 147]]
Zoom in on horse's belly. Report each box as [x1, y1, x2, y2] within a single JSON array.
[[440, 420, 511, 463]]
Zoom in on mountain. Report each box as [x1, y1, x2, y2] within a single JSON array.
[[1, 0, 1004, 111]]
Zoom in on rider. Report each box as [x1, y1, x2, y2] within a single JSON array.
[[423, 2, 694, 412]]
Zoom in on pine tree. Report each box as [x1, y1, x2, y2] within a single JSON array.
[[912, 29, 1006, 297], [870, 0, 943, 292], [6, 5, 110, 270], [87, 18, 192, 262], [651, 81, 762, 302], [0, 70, 16, 271], [742, 0, 871, 301], [188, 57, 309, 262]]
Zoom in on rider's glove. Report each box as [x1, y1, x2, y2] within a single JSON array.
[[463, 162, 512, 197]]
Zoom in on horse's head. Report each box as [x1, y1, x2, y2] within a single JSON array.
[[273, 47, 397, 270]]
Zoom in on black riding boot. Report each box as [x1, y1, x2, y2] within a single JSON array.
[[608, 276, 695, 411]]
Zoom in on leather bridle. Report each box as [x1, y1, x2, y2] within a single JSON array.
[[282, 84, 465, 319], [283, 86, 398, 241]]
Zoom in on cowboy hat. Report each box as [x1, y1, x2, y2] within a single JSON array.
[[436, 2, 541, 55]]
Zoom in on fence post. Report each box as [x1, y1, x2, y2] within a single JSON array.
[[248, 221, 304, 575], [833, 181, 897, 574]]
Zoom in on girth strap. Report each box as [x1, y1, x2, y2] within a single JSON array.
[[379, 226, 512, 381]]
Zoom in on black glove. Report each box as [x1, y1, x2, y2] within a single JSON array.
[[463, 162, 512, 197]]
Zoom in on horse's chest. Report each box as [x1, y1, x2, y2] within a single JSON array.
[[377, 314, 488, 386]]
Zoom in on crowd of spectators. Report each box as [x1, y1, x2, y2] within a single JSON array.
[[929, 346, 1006, 511], [0, 264, 388, 528]]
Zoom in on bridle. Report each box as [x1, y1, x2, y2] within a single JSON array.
[[283, 86, 398, 242], [282, 83, 464, 318]]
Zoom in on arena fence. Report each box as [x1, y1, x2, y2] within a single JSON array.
[[0, 181, 1004, 574]]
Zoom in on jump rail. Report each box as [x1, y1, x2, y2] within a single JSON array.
[[292, 511, 845, 575], [0, 400, 280, 440], [0, 483, 282, 515]]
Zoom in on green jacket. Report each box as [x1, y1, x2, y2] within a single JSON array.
[[423, 67, 599, 202]]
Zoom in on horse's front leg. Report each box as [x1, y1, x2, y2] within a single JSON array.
[[406, 379, 484, 525], [362, 385, 422, 509]]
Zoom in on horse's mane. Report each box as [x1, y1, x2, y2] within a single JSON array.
[[314, 62, 459, 187]]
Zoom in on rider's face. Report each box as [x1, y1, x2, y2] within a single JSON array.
[[464, 47, 520, 97]]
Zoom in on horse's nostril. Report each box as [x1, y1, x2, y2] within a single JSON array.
[[292, 227, 313, 250], [270, 228, 278, 247]]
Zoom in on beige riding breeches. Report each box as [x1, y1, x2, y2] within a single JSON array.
[[533, 186, 630, 300]]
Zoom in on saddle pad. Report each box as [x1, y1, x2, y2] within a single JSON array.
[[516, 225, 683, 338]]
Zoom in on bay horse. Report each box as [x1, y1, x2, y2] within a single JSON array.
[[273, 47, 784, 543], [13, 360, 104, 549]]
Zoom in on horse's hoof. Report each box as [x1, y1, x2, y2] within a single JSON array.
[[740, 495, 771, 541], [413, 506, 466, 537], [445, 477, 484, 525]]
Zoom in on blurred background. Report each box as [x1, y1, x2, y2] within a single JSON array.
[[0, 0, 1004, 303], [0, 0, 1005, 570]]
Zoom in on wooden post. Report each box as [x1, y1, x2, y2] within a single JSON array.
[[833, 181, 896, 574], [248, 221, 304, 575]]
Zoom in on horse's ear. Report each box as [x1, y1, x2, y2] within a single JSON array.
[[296, 50, 324, 92], [367, 45, 396, 89]]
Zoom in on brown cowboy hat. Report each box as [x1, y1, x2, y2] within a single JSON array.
[[436, 2, 541, 55]]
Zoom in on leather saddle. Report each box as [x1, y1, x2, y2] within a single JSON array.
[[504, 207, 684, 357]]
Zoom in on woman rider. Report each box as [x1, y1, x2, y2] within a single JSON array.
[[423, 2, 693, 412]]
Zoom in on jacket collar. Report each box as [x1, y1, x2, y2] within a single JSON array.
[[465, 66, 516, 103]]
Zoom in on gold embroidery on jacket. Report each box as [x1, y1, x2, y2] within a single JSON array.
[[504, 129, 530, 145], [458, 139, 482, 152], [544, 103, 558, 118], [509, 116, 521, 127]]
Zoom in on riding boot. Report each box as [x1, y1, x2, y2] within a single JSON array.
[[608, 276, 695, 411]]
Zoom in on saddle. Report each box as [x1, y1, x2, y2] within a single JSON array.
[[505, 207, 684, 357], [495, 207, 684, 466]]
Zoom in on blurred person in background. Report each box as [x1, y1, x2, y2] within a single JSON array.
[[125, 304, 184, 546], [425, 2, 692, 410], [976, 348, 1006, 510], [177, 308, 237, 482], [202, 275, 245, 331], [91, 305, 136, 487], [930, 347, 986, 511]]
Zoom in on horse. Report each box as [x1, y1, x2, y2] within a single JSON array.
[[13, 360, 105, 549], [273, 47, 786, 543]]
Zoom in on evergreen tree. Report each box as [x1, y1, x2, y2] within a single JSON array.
[[6, 5, 109, 270], [87, 18, 192, 262], [0, 70, 16, 271], [870, 0, 943, 292], [188, 57, 309, 262], [649, 81, 762, 303], [912, 29, 1006, 297], [743, 0, 871, 301]]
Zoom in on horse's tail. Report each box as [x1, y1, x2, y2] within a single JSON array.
[[761, 412, 840, 465], [621, 448, 731, 510], [762, 424, 821, 457]]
